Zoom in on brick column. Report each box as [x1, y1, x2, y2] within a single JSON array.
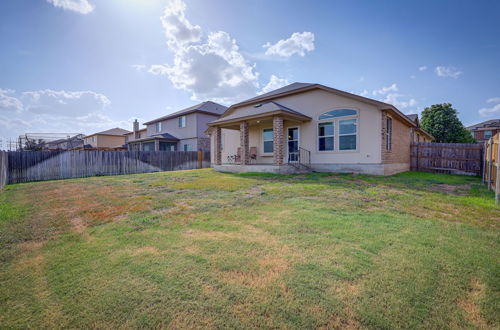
[[273, 116, 284, 165], [214, 127, 222, 165], [240, 122, 250, 165]]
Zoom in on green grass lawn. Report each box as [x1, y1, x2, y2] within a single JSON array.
[[0, 169, 499, 329]]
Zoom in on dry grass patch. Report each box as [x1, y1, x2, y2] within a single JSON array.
[[459, 279, 491, 329]]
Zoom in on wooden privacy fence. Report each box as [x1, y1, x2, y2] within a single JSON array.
[[0, 151, 7, 189], [410, 142, 483, 176], [6, 150, 211, 184], [483, 133, 500, 204]]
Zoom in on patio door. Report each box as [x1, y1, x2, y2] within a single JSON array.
[[287, 127, 299, 163]]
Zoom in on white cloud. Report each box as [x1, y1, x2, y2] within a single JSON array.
[[161, 0, 202, 49], [0, 89, 23, 113], [131, 64, 146, 72], [359, 89, 369, 97], [435, 66, 462, 79], [479, 98, 500, 117], [418, 66, 427, 71], [263, 32, 315, 57], [487, 97, 500, 103], [22, 90, 110, 117], [259, 75, 289, 94], [152, 0, 260, 103], [372, 83, 398, 96], [0, 88, 128, 147], [382, 93, 417, 109], [46, 0, 94, 14]]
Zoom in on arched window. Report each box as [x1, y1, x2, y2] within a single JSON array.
[[318, 109, 357, 120], [318, 109, 358, 151]]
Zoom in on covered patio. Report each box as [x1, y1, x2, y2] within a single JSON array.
[[208, 102, 311, 171]]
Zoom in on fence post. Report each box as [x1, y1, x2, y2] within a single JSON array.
[[198, 150, 203, 169], [482, 141, 487, 183], [496, 139, 500, 205], [488, 139, 494, 190]]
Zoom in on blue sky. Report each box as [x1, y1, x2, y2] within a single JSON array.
[[1, 0, 499, 147]]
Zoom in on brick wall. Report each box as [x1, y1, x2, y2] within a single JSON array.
[[381, 111, 411, 164]]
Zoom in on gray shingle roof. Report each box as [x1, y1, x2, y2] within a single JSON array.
[[467, 119, 500, 130], [144, 101, 227, 125], [91, 128, 131, 136], [406, 114, 418, 122], [209, 101, 310, 124], [235, 82, 315, 106]]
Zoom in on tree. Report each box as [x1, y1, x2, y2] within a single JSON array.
[[420, 103, 475, 143]]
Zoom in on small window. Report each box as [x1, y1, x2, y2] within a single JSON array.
[[125, 136, 129, 142], [179, 116, 186, 128], [263, 128, 274, 153], [319, 109, 357, 120], [155, 122, 162, 133], [183, 144, 192, 151], [484, 130, 493, 139], [318, 122, 334, 151], [339, 119, 357, 150], [386, 117, 392, 151]]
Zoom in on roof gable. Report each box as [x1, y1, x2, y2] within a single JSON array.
[[144, 101, 227, 125]]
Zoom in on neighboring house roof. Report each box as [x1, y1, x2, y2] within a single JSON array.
[[219, 82, 416, 127], [467, 119, 500, 130], [406, 114, 418, 123], [143, 101, 228, 125], [405, 114, 433, 140], [127, 133, 179, 143], [209, 101, 311, 125], [86, 128, 131, 138]]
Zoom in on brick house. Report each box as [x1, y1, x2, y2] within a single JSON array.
[[127, 101, 227, 151], [467, 119, 500, 143], [207, 82, 433, 176]]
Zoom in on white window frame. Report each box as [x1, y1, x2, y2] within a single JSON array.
[[317, 108, 359, 153], [317, 122, 335, 152], [156, 122, 162, 133], [262, 127, 274, 155], [179, 116, 186, 128], [386, 116, 392, 151], [338, 118, 358, 151]]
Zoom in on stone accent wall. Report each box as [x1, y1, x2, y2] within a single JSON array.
[[273, 116, 284, 165], [240, 122, 249, 165], [381, 111, 411, 164], [197, 137, 211, 151], [213, 127, 222, 165]]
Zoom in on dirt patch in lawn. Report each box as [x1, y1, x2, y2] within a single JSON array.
[[429, 184, 471, 196], [459, 278, 490, 328]]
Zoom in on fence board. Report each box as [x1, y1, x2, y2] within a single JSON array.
[[410, 142, 483, 176], [0, 151, 7, 189], [6, 150, 211, 184]]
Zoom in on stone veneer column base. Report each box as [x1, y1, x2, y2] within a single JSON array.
[[273, 116, 284, 165]]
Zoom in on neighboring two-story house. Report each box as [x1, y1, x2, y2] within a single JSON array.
[[124, 120, 147, 145], [467, 119, 500, 142], [83, 128, 131, 150], [127, 101, 227, 151]]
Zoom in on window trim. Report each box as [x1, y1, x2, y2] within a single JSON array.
[[178, 115, 186, 128], [317, 121, 335, 152], [386, 116, 392, 151], [338, 118, 358, 151], [262, 127, 274, 155], [317, 108, 359, 153], [287, 126, 300, 161]]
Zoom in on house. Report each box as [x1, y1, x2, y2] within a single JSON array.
[[406, 114, 433, 142], [127, 101, 227, 151], [83, 128, 131, 150], [124, 120, 147, 144], [467, 119, 500, 142], [208, 82, 433, 176], [43, 134, 85, 150]]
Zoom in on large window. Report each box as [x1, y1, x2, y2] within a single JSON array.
[[179, 116, 186, 128], [159, 142, 176, 151], [386, 117, 392, 151], [263, 128, 274, 153], [142, 142, 155, 151], [339, 119, 357, 150], [318, 122, 334, 151], [318, 109, 358, 151]]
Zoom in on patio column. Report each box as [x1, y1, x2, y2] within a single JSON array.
[[214, 127, 222, 165], [240, 121, 250, 165], [273, 116, 284, 165], [154, 139, 159, 151]]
